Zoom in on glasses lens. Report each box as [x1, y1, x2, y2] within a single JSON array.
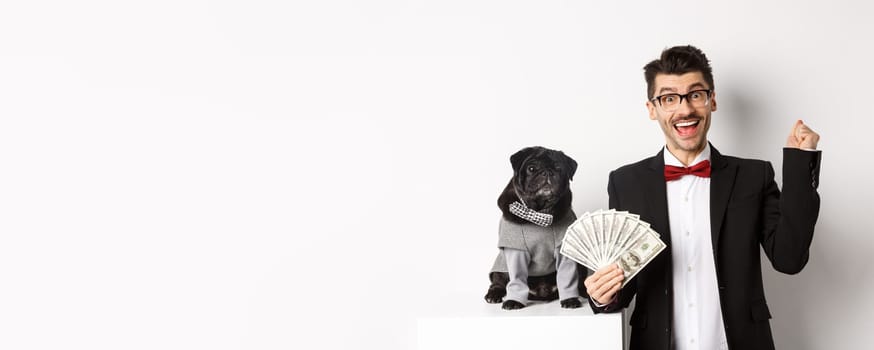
[[688, 90, 710, 107], [659, 94, 680, 111]]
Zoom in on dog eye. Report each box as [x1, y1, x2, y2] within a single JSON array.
[[527, 166, 536, 172]]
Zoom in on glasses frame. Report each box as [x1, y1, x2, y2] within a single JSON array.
[[650, 89, 713, 111]]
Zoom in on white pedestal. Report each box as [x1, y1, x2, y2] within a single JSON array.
[[417, 292, 624, 350]]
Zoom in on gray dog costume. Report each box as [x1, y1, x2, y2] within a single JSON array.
[[491, 210, 580, 304]]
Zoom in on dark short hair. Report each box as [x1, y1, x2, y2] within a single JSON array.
[[644, 45, 714, 99]]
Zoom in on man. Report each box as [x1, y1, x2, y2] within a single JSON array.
[[584, 45, 821, 350]]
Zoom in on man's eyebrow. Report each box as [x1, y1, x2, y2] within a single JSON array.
[[657, 87, 677, 94], [687, 82, 708, 90], [657, 82, 708, 95]]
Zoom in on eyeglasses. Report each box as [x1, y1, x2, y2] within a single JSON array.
[[650, 89, 712, 112]]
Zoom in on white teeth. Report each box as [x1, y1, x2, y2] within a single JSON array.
[[675, 120, 698, 127]]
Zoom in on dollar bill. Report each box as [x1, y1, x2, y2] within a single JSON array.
[[562, 225, 597, 269], [615, 228, 666, 287], [568, 217, 598, 265], [607, 215, 642, 265], [560, 243, 598, 272], [606, 210, 626, 263], [580, 212, 600, 264]]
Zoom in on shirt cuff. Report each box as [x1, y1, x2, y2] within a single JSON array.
[[590, 294, 617, 308], [785, 147, 819, 152]]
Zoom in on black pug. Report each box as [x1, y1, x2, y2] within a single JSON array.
[[485, 146, 588, 310]]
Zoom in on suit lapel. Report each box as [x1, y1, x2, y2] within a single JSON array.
[[645, 150, 671, 247], [646, 149, 673, 320], [709, 144, 738, 254]]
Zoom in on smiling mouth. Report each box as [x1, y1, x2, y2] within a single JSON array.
[[673, 119, 700, 137]]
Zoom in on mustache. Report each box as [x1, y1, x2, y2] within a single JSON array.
[[671, 115, 703, 123]]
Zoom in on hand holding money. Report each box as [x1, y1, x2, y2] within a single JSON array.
[[584, 264, 624, 305], [561, 210, 666, 301]]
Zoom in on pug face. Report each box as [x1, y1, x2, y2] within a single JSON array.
[[509, 147, 577, 212]]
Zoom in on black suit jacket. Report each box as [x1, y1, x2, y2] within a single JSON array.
[[590, 144, 821, 350]]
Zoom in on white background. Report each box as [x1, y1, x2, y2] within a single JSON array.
[[1, 1, 872, 349]]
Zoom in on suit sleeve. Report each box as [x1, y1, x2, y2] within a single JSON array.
[[760, 148, 822, 274], [589, 170, 638, 313]]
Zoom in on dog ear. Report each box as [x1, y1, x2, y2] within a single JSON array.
[[510, 147, 539, 173], [561, 151, 578, 181]]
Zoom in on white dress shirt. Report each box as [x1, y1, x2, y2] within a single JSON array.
[[664, 144, 728, 350]]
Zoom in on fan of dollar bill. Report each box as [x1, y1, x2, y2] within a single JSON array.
[[560, 210, 666, 287]]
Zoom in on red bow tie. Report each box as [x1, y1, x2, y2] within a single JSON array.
[[664, 160, 711, 182]]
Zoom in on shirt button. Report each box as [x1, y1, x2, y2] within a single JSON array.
[[684, 196, 689, 202], [691, 338, 695, 344], [689, 303, 694, 308], [687, 266, 693, 272], [686, 231, 690, 237]]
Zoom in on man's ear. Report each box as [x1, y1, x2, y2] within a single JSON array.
[[710, 90, 717, 112], [510, 147, 538, 174], [647, 100, 658, 120]]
